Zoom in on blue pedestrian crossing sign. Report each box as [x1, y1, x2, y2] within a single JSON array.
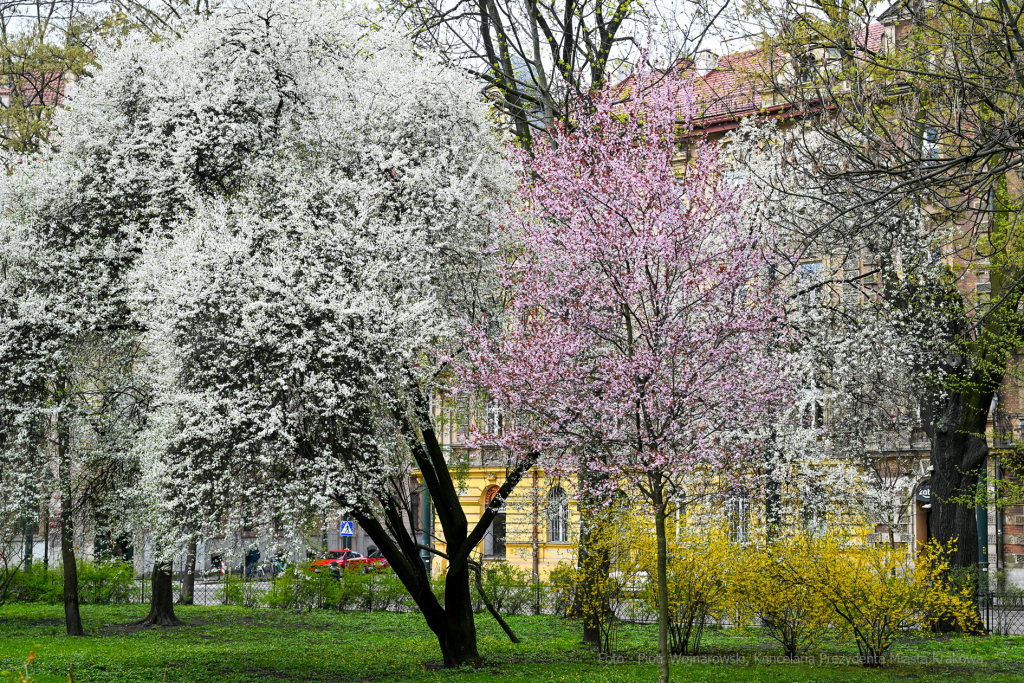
[[340, 521, 354, 537]]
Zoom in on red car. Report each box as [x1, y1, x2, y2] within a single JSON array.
[[310, 549, 388, 573]]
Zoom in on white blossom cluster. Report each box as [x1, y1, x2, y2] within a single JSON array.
[[727, 120, 953, 530], [1, 1, 509, 559]]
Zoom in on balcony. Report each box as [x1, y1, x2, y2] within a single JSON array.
[[446, 444, 509, 469]]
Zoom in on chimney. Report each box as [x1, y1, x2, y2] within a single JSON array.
[[695, 51, 718, 78]]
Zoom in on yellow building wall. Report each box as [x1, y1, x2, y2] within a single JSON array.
[[420, 466, 577, 578]]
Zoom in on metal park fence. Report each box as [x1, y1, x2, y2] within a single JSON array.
[[133, 565, 576, 615], [14, 562, 1024, 636], [980, 592, 1024, 635], [132, 573, 1024, 636], [133, 571, 274, 607]]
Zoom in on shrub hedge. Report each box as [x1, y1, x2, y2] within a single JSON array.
[[7, 560, 135, 604]]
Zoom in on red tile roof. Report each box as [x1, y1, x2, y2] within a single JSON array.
[[0, 72, 68, 108], [863, 22, 885, 51], [650, 23, 887, 134], [684, 48, 780, 127]]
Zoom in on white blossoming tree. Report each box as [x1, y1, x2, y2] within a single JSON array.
[[727, 121, 951, 539], [115, 3, 514, 665], [2, 1, 522, 660], [0, 91, 152, 635]]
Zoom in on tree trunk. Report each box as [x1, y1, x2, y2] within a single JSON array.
[[23, 515, 33, 571], [531, 470, 539, 579], [925, 382, 993, 632], [137, 561, 182, 626], [349, 404, 536, 668], [575, 525, 612, 650], [582, 616, 602, 647], [42, 501, 48, 573], [43, 502, 49, 569], [59, 509, 83, 636], [354, 506, 484, 668], [58, 415, 83, 637], [923, 207, 1020, 575], [928, 390, 990, 570], [653, 479, 670, 683], [178, 538, 197, 605], [573, 470, 609, 646], [573, 518, 604, 646], [764, 433, 781, 541], [438, 559, 482, 666]]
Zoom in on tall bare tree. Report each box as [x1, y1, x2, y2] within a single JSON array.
[[385, 0, 731, 144], [0, 0, 102, 170]]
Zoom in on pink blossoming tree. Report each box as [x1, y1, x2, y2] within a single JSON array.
[[462, 73, 793, 682]]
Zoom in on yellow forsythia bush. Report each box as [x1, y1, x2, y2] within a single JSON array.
[[575, 504, 979, 668], [574, 501, 734, 656], [639, 523, 734, 656], [573, 500, 652, 653], [731, 533, 834, 658], [771, 533, 981, 667]]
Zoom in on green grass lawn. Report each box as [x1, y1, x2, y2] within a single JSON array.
[[1, 604, 1021, 682]]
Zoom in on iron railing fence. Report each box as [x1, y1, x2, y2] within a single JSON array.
[[103, 572, 1024, 637], [981, 592, 1024, 635], [130, 570, 573, 616]]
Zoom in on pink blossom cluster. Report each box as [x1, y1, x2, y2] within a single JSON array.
[[461, 70, 794, 499]]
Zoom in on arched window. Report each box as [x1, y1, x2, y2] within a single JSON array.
[[483, 486, 505, 557], [547, 486, 569, 543], [485, 401, 503, 434]]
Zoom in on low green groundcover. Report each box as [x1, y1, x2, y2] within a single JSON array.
[[0, 604, 1021, 682]]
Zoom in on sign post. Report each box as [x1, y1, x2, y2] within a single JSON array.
[[340, 520, 354, 550]]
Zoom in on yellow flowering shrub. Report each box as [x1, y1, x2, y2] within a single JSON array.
[[731, 533, 834, 658], [573, 504, 980, 666], [639, 523, 734, 655], [573, 499, 652, 653], [774, 533, 981, 667]]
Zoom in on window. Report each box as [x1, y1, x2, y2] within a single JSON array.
[[547, 486, 569, 543], [797, 55, 816, 84], [798, 261, 823, 303], [484, 515, 506, 557], [673, 500, 687, 541], [486, 401, 503, 434], [728, 496, 750, 543], [800, 261, 823, 279], [797, 371, 825, 428], [800, 401, 824, 428], [922, 128, 938, 164], [799, 384, 824, 428], [725, 170, 747, 188], [803, 509, 827, 536], [455, 395, 470, 441], [483, 486, 506, 557], [802, 486, 828, 536]]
